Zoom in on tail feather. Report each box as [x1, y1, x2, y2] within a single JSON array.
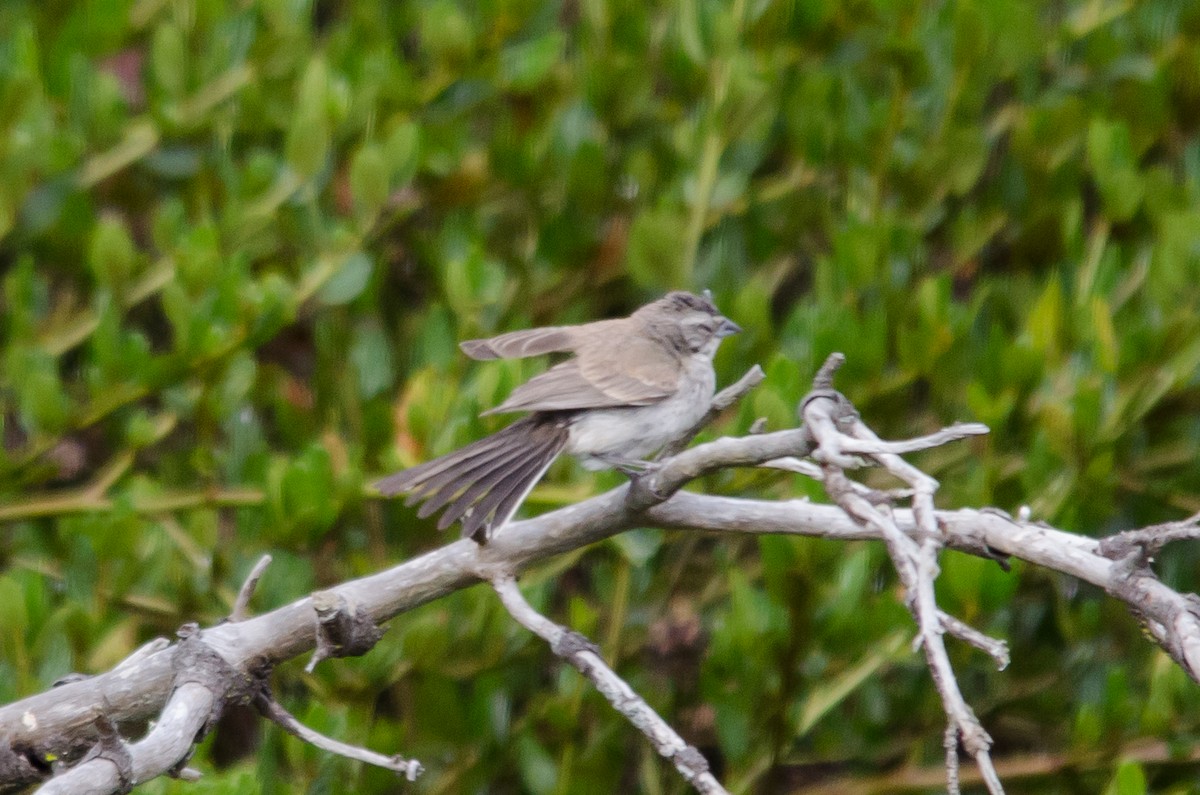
[[432, 442, 540, 525], [458, 439, 560, 539], [378, 429, 511, 498], [407, 437, 526, 510], [376, 415, 569, 541], [413, 445, 516, 518], [443, 430, 563, 536]]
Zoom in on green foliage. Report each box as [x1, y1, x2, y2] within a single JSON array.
[[3, 0, 1200, 791]]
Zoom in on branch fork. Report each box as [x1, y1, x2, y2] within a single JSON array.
[[33, 555, 422, 793], [800, 354, 1003, 795], [490, 575, 726, 794]]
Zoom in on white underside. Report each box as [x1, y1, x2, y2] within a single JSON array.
[[564, 350, 717, 469]]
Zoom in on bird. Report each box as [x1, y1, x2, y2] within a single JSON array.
[[375, 291, 741, 542]]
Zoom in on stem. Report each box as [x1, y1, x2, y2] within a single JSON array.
[[0, 486, 264, 523], [678, 0, 745, 283]]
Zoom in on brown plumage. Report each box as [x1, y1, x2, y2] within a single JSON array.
[[375, 415, 570, 542], [377, 291, 741, 542]]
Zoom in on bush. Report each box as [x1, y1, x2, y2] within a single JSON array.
[[3, 0, 1200, 791]]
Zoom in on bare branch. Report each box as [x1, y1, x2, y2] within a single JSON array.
[[37, 682, 214, 795], [829, 422, 989, 458], [1098, 511, 1200, 560], [491, 576, 726, 795], [8, 356, 1200, 793], [231, 554, 272, 622], [306, 590, 384, 672], [938, 611, 1010, 671], [626, 425, 816, 511], [254, 690, 422, 781], [802, 378, 1004, 794], [813, 352, 845, 387]]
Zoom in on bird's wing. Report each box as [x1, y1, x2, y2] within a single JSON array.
[[576, 330, 682, 400], [460, 325, 580, 360], [483, 333, 681, 415]]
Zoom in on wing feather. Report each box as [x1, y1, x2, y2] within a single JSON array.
[[472, 316, 685, 415], [576, 331, 681, 401], [483, 361, 659, 414], [460, 326, 580, 360]]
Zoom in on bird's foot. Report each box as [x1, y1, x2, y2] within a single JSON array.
[[596, 455, 660, 479], [590, 456, 669, 502]]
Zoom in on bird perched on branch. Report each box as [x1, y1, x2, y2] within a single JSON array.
[[376, 291, 741, 542]]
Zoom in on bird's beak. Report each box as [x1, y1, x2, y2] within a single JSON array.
[[716, 317, 742, 338]]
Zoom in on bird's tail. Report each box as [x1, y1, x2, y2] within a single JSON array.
[[375, 415, 569, 542]]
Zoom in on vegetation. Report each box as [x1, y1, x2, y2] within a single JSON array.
[[3, 0, 1200, 791]]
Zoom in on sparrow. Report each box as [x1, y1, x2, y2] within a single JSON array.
[[376, 291, 741, 542]]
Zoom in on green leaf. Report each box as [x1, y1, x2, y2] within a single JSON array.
[[0, 576, 28, 649], [350, 319, 395, 399], [318, 252, 373, 306], [384, 119, 421, 185], [150, 22, 188, 98], [175, 221, 222, 292], [8, 345, 71, 432], [124, 409, 159, 448], [1087, 119, 1144, 222], [89, 215, 137, 288], [349, 143, 389, 219], [1104, 760, 1147, 795], [499, 32, 564, 91], [714, 695, 752, 761], [3, 255, 45, 339], [0, 188, 14, 242], [796, 630, 907, 736], [677, 0, 708, 63], [627, 206, 686, 289], [608, 528, 663, 567], [285, 58, 331, 177], [281, 444, 339, 539], [1025, 276, 1064, 359], [515, 734, 558, 795]]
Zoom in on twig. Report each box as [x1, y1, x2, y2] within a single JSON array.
[[490, 576, 728, 795], [801, 354, 1004, 794], [231, 555, 272, 622], [1098, 511, 1200, 560], [758, 456, 823, 479], [0, 486, 264, 523], [254, 689, 423, 781], [759, 456, 917, 501], [826, 422, 989, 458], [938, 611, 1010, 670]]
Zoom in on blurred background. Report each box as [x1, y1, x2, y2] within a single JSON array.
[[3, 0, 1200, 792]]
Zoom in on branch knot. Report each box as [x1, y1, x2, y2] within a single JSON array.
[[551, 630, 601, 658], [307, 591, 385, 672], [77, 716, 132, 795]]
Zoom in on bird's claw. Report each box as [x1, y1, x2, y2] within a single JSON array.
[[596, 455, 660, 479]]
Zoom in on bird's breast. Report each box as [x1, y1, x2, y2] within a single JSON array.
[[564, 354, 716, 466]]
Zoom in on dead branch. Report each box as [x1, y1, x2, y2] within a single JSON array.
[[4, 358, 1200, 793]]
